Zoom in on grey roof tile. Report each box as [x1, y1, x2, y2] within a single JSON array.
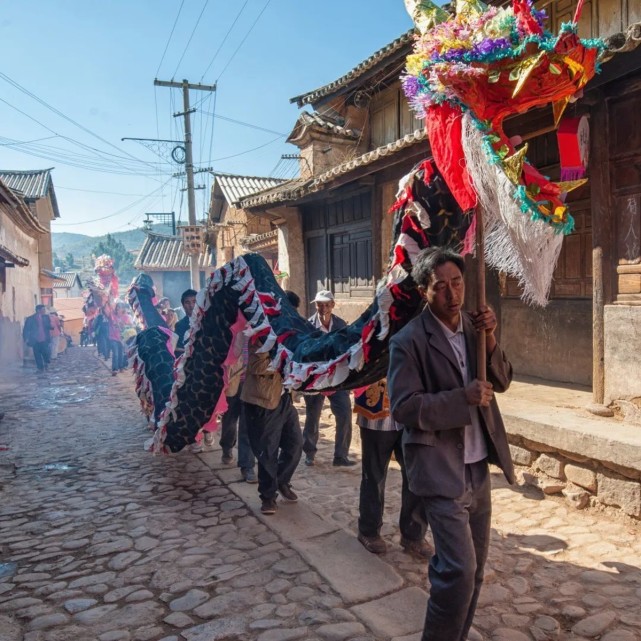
[[134, 232, 213, 271]]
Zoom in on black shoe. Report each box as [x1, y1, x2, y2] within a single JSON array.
[[332, 457, 357, 467], [221, 450, 233, 465], [241, 468, 258, 484], [401, 537, 433, 559], [304, 455, 315, 466], [358, 533, 387, 554], [260, 498, 277, 515], [278, 484, 298, 502]]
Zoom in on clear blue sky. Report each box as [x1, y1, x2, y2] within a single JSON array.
[[0, 1, 415, 236]]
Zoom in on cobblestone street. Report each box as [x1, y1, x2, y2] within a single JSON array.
[[1, 346, 640, 641]]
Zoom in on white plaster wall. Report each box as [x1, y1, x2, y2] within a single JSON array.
[[604, 305, 641, 404], [0, 209, 41, 365]]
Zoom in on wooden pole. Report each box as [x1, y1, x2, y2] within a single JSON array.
[[475, 207, 487, 382]]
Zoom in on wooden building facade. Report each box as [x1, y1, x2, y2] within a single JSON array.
[[240, 0, 641, 411]]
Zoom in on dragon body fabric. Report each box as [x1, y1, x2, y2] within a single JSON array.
[[127, 274, 173, 424], [131, 166, 465, 453], [131, 0, 604, 454]]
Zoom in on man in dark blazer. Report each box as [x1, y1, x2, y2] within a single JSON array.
[[23, 304, 53, 373], [388, 247, 515, 641]]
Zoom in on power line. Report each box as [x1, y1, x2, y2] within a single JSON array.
[[172, 0, 210, 79], [0, 71, 160, 172], [199, 0, 249, 81], [53, 178, 173, 226], [198, 134, 284, 163], [155, 0, 186, 77], [199, 111, 287, 136], [216, 0, 273, 81], [56, 186, 148, 196]]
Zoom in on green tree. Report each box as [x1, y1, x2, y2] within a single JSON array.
[[92, 234, 136, 284], [65, 252, 77, 269], [52, 252, 65, 269]]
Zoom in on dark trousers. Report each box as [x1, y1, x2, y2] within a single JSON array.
[[358, 427, 427, 541], [303, 391, 352, 459], [110, 339, 125, 372], [219, 384, 255, 471], [97, 332, 110, 359], [32, 341, 51, 371], [244, 394, 303, 501], [420, 461, 491, 641]]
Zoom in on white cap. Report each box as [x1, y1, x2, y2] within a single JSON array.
[[312, 290, 334, 303]]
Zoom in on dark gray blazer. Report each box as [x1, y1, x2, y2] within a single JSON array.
[[388, 308, 515, 498]]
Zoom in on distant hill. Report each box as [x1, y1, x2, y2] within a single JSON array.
[[52, 224, 174, 262]]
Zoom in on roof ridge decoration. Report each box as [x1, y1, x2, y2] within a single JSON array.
[[287, 111, 361, 144], [212, 170, 288, 182], [290, 29, 416, 107]]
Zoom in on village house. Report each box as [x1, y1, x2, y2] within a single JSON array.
[[52, 271, 83, 299], [134, 231, 214, 308], [0, 176, 47, 366], [0, 168, 62, 309], [236, 0, 641, 517], [239, 0, 641, 407], [207, 172, 287, 275]]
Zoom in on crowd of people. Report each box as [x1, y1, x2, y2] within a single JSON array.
[[189, 246, 513, 641], [20, 246, 513, 641]]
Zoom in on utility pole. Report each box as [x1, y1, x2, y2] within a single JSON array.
[[154, 78, 217, 289]]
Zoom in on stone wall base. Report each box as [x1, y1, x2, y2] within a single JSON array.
[[508, 440, 641, 519]]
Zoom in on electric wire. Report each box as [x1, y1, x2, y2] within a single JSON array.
[[199, 0, 249, 82], [216, 0, 273, 81], [0, 71, 161, 172], [155, 0, 186, 77], [171, 0, 211, 79], [53, 177, 173, 226], [199, 111, 287, 136]]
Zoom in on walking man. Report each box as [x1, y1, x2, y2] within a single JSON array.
[[355, 379, 430, 559], [303, 290, 355, 467], [388, 247, 515, 641], [23, 304, 52, 373], [240, 290, 303, 514], [174, 289, 197, 356]]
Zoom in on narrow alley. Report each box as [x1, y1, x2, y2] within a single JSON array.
[[0, 347, 640, 641]]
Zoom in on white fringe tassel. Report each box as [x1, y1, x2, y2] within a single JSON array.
[[461, 113, 564, 307]]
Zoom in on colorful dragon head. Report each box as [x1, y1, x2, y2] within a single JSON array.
[[92, 254, 119, 300], [402, 0, 604, 304]]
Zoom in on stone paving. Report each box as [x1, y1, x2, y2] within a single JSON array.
[[0, 346, 640, 641]]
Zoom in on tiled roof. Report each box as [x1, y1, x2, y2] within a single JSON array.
[[213, 173, 287, 206], [239, 178, 311, 209], [0, 168, 60, 218], [0, 243, 30, 267], [290, 29, 415, 107], [52, 271, 82, 289], [41, 268, 66, 281], [240, 129, 427, 209], [601, 21, 641, 62], [134, 232, 213, 271], [0, 177, 48, 235], [292, 112, 360, 140]]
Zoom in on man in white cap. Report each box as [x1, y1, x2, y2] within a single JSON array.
[[303, 290, 356, 467]]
